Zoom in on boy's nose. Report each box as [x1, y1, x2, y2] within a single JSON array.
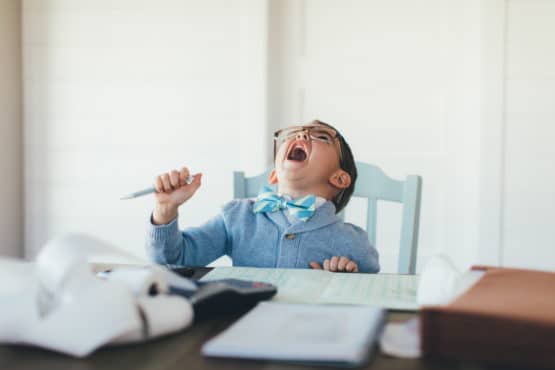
[[295, 130, 309, 141]]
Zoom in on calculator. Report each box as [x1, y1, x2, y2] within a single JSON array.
[[169, 278, 277, 321]]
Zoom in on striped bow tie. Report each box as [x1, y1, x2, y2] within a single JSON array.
[[253, 186, 316, 222]]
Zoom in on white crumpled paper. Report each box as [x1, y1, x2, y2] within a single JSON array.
[[0, 233, 194, 357]]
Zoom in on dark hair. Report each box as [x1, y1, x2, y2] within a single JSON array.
[[311, 120, 357, 213]]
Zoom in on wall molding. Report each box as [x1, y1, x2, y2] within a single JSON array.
[[0, 0, 23, 258], [238, 0, 270, 174], [479, 0, 507, 265]]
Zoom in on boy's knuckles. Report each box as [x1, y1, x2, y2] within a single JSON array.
[[170, 173, 180, 187], [154, 178, 163, 191], [161, 177, 172, 191], [330, 256, 339, 270]]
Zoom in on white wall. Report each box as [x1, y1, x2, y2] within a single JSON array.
[[0, 0, 23, 258], [479, 0, 555, 271], [268, 0, 483, 272], [23, 0, 269, 259], [501, 0, 555, 270], [22, 0, 555, 272]]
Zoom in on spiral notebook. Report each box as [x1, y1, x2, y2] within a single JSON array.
[[202, 302, 385, 367]]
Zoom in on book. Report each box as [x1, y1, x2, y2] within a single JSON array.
[[420, 266, 555, 368], [202, 301, 385, 367], [200, 266, 419, 311]]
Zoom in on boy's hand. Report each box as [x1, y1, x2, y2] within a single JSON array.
[[152, 167, 202, 225], [310, 256, 359, 273]]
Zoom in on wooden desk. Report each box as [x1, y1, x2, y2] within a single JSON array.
[[0, 267, 499, 370], [0, 312, 464, 370]]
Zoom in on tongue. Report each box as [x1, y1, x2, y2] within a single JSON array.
[[290, 148, 307, 161]]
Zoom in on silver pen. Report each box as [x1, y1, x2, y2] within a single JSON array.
[[120, 175, 195, 200]]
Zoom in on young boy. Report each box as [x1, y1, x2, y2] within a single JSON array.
[[146, 120, 379, 273]]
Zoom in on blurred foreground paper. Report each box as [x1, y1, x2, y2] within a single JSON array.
[[203, 302, 385, 367], [0, 233, 193, 357]]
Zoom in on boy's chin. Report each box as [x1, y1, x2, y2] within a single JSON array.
[[282, 159, 309, 170], [278, 163, 316, 183]]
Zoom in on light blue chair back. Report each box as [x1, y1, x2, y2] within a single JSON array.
[[233, 162, 422, 274], [233, 168, 274, 199]]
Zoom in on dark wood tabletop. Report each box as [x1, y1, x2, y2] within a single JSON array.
[[0, 311, 466, 370]]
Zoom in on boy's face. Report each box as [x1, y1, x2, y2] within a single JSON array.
[[271, 123, 347, 192]]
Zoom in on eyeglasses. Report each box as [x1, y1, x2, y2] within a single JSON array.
[[273, 125, 342, 159], [274, 125, 339, 145]]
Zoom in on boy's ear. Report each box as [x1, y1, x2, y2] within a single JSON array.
[[329, 170, 351, 190], [268, 169, 278, 184]]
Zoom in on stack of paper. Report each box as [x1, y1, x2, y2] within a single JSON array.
[[202, 302, 384, 367]]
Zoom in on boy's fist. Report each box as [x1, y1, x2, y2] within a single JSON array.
[[152, 167, 202, 225], [310, 256, 359, 273]]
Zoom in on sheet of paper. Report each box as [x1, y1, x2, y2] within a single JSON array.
[[201, 267, 419, 310], [379, 317, 421, 358], [318, 273, 419, 310]]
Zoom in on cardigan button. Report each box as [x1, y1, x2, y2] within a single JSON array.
[[285, 233, 296, 240]]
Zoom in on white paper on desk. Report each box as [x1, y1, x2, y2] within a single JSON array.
[[416, 255, 485, 306], [379, 317, 421, 358], [201, 267, 420, 310], [0, 233, 194, 357], [105, 267, 169, 296], [112, 295, 193, 344], [0, 257, 141, 356], [202, 302, 385, 366]]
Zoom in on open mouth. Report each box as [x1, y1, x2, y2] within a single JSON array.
[[286, 144, 308, 162]]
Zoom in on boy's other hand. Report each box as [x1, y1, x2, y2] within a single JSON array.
[[152, 167, 202, 225], [310, 256, 359, 273]]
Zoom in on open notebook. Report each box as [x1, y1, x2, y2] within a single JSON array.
[[202, 302, 385, 367], [201, 267, 419, 310]]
